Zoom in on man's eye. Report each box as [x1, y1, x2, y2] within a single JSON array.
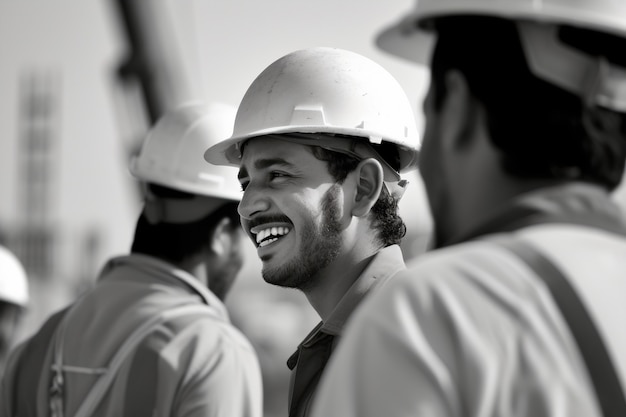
[[239, 181, 249, 192], [269, 172, 288, 180]]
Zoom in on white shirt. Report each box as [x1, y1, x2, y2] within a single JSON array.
[[312, 186, 626, 417]]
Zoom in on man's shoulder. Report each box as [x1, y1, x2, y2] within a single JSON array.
[[1, 305, 72, 413], [14, 306, 71, 362], [386, 238, 544, 315], [149, 305, 259, 384], [155, 304, 255, 356], [400, 239, 503, 279]]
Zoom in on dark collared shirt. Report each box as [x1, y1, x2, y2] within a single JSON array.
[[286, 245, 406, 417]]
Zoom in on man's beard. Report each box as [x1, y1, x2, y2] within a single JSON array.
[[208, 233, 245, 301], [262, 184, 343, 291]]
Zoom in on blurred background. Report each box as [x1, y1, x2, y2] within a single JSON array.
[[0, 1, 430, 415], [3, 1, 625, 417]]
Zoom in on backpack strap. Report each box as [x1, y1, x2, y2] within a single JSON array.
[[5, 307, 69, 417], [49, 303, 215, 417], [122, 327, 168, 416], [495, 235, 626, 417], [122, 304, 213, 416]]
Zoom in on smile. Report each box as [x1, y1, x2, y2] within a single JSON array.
[[254, 226, 291, 248]]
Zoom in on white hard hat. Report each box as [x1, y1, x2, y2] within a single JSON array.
[[376, 0, 626, 112], [130, 102, 242, 201], [204, 47, 420, 175], [0, 246, 28, 307]]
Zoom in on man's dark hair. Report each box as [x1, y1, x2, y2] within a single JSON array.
[[311, 143, 406, 247], [0, 300, 22, 361], [430, 16, 626, 190], [131, 183, 240, 264]]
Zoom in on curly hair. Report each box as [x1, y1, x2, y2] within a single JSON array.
[[310, 144, 406, 247]]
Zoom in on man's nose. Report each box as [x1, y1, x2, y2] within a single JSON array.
[[238, 182, 270, 220]]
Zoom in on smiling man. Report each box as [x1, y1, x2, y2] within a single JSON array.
[[205, 47, 421, 417]]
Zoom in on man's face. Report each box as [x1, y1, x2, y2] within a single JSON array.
[[237, 137, 345, 290], [207, 225, 246, 300], [419, 79, 454, 246]]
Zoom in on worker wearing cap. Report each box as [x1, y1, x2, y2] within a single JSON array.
[[0, 245, 28, 375], [312, 2, 626, 417], [204, 47, 421, 417], [0, 103, 263, 417]]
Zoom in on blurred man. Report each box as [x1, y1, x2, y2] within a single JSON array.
[[204, 47, 420, 417], [312, 1, 626, 417], [0, 245, 28, 375], [0, 102, 263, 417]]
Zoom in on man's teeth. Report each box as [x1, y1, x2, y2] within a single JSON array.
[[255, 226, 290, 247], [259, 238, 278, 248]]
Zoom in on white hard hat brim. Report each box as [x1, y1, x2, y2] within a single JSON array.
[[376, 1, 626, 65], [204, 125, 419, 175], [375, 13, 437, 65], [0, 246, 29, 307]]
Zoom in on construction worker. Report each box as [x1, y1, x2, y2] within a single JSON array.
[[0, 245, 28, 375], [311, 1, 626, 417], [0, 102, 263, 417], [204, 47, 420, 417]]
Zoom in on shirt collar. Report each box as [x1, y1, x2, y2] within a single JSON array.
[[287, 245, 406, 369], [319, 244, 406, 336], [99, 254, 230, 321], [442, 182, 626, 248]]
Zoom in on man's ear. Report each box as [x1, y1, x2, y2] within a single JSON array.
[[209, 217, 233, 256], [351, 158, 384, 218], [441, 69, 477, 150]]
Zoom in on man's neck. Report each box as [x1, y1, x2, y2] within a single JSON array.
[[178, 257, 208, 287], [443, 176, 569, 247], [304, 247, 378, 321]]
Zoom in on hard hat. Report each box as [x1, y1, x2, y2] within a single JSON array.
[[0, 246, 29, 307], [204, 47, 420, 175], [130, 102, 242, 201], [375, 0, 626, 112]]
